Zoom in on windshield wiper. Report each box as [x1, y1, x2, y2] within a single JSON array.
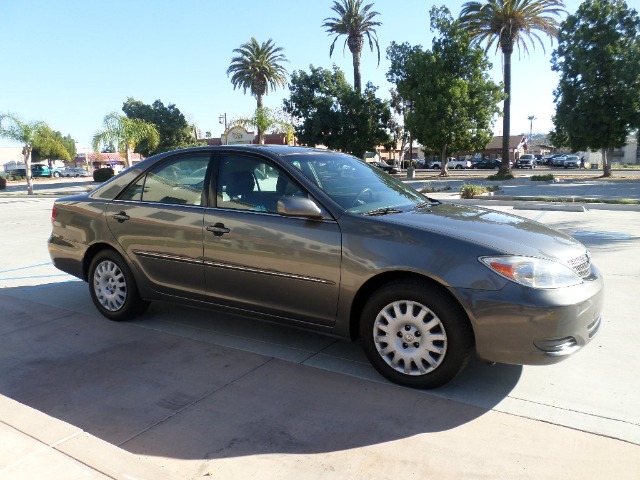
[[416, 198, 441, 208], [363, 207, 403, 216]]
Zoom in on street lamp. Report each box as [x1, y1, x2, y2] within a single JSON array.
[[406, 100, 413, 174], [219, 113, 227, 145]]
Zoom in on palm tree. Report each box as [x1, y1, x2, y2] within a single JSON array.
[[92, 112, 159, 169], [226, 38, 289, 144], [322, 0, 382, 93], [0, 113, 71, 195], [459, 0, 565, 174]]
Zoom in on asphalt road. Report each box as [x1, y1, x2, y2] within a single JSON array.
[[0, 192, 639, 479]]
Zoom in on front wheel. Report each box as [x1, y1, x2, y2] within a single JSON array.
[[359, 280, 474, 389], [88, 250, 149, 321]]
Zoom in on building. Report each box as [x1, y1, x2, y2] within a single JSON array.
[[73, 152, 144, 172], [1, 147, 25, 172], [201, 126, 291, 146]]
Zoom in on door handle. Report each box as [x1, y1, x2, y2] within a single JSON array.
[[112, 211, 130, 223], [206, 223, 230, 236]]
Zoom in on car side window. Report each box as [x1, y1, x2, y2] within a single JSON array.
[[217, 154, 304, 213], [120, 155, 210, 205]]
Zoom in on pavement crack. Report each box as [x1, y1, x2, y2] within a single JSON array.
[[508, 395, 640, 426]]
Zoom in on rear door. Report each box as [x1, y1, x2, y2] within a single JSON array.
[[105, 152, 211, 298]]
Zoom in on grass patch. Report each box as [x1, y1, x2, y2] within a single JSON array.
[[530, 174, 555, 181], [420, 185, 453, 193], [494, 195, 640, 205], [487, 172, 514, 181], [460, 183, 500, 199]]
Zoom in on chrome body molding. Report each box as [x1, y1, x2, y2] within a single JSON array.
[[133, 250, 335, 285]]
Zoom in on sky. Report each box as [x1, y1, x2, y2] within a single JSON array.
[[0, 0, 584, 151]]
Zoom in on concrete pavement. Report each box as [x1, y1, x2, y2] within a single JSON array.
[[1, 177, 639, 479]]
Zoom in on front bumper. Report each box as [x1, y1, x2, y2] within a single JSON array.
[[454, 269, 604, 366]]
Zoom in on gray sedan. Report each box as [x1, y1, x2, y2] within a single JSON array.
[[48, 145, 603, 389]]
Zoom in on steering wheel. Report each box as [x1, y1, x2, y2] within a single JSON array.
[[353, 187, 374, 206]]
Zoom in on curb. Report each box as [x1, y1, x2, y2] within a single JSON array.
[[0, 395, 180, 480]]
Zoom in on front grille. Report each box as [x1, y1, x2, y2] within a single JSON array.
[[568, 253, 591, 278]]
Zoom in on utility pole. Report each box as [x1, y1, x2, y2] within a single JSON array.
[[527, 115, 536, 152]]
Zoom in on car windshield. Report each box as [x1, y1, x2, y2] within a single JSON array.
[[282, 152, 427, 214]]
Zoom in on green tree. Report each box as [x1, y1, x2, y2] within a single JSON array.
[[322, 0, 382, 93], [547, 115, 569, 149], [122, 98, 201, 156], [0, 113, 71, 194], [388, 7, 503, 176], [92, 112, 159, 169], [459, 0, 566, 174], [551, 0, 640, 177], [283, 65, 391, 158], [33, 131, 76, 165], [227, 37, 289, 144], [230, 107, 295, 145], [387, 88, 410, 165], [101, 142, 116, 153]]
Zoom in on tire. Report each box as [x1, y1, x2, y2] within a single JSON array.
[[88, 250, 149, 321], [53, 172, 61, 178], [359, 280, 474, 389]]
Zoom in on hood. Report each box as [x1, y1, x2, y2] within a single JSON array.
[[376, 202, 586, 263]]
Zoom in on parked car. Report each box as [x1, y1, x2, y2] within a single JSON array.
[[515, 154, 537, 169], [4, 168, 27, 177], [48, 145, 603, 389], [425, 160, 442, 170], [448, 157, 472, 169], [563, 155, 581, 169], [61, 167, 89, 177], [370, 161, 400, 175], [552, 155, 569, 167], [546, 157, 566, 167], [31, 164, 62, 178], [471, 159, 501, 169]]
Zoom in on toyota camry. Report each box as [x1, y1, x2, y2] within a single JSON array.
[[48, 145, 603, 389]]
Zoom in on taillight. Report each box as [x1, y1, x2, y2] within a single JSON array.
[[51, 204, 57, 224]]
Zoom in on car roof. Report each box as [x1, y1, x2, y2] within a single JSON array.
[[149, 145, 345, 163]]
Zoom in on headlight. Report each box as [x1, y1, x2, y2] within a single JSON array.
[[479, 256, 582, 289]]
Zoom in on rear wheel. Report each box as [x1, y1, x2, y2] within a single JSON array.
[[88, 250, 149, 321], [360, 280, 474, 389]]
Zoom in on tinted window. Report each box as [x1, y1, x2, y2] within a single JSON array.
[[282, 152, 425, 213], [120, 155, 209, 205], [217, 154, 304, 213]]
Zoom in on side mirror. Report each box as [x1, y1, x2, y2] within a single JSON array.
[[277, 197, 324, 219]]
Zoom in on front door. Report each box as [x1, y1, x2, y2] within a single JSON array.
[[203, 153, 342, 326]]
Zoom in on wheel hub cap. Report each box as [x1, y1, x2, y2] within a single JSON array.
[[373, 300, 448, 376], [93, 260, 127, 312]]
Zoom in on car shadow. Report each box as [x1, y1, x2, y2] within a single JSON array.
[[0, 282, 521, 459]]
